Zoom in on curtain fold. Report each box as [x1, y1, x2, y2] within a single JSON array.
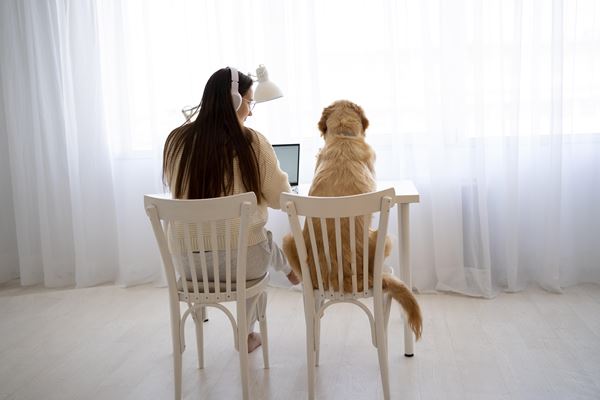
[[0, 0, 598, 293]]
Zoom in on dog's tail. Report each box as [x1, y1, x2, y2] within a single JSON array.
[[382, 274, 422, 340]]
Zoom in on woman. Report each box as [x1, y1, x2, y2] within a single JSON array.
[[163, 67, 300, 352]]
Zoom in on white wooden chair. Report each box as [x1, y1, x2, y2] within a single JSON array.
[[144, 192, 269, 400], [281, 188, 395, 400]]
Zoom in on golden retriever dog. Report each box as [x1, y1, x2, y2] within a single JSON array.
[[282, 100, 422, 340]]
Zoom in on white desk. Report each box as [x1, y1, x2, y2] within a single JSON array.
[[267, 180, 420, 356]]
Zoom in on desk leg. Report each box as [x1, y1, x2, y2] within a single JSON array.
[[399, 203, 414, 357]]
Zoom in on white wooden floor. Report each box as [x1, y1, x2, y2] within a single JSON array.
[[0, 281, 599, 400]]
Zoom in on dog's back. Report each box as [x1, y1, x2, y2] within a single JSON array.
[[304, 135, 380, 292]]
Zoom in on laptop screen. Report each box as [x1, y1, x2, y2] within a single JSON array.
[[272, 144, 300, 186]]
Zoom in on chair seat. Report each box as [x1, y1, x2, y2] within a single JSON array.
[[177, 273, 269, 302]]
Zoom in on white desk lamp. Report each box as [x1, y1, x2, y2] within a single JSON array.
[[181, 64, 283, 118], [253, 64, 283, 103]]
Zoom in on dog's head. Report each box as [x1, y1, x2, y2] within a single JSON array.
[[317, 100, 369, 138]]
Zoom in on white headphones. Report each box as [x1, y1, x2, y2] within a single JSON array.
[[229, 67, 242, 111]]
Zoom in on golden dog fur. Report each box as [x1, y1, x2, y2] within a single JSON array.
[[282, 100, 422, 340]]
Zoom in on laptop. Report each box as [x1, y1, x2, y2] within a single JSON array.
[[272, 143, 300, 192]]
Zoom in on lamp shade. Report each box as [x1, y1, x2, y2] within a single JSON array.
[[254, 64, 283, 103]]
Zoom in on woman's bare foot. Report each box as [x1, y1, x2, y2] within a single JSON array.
[[247, 332, 262, 353], [286, 270, 301, 285]]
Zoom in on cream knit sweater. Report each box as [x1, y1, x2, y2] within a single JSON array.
[[168, 128, 291, 253]]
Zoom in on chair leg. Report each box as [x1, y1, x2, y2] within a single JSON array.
[[194, 306, 205, 369], [238, 303, 250, 400], [314, 317, 321, 367], [314, 298, 323, 367], [258, 292, 270, 369], [170, 307, 183, 400], [373, 303, 391, 400], [173, 348, 183, 400], [305, 314, 316, 400], [238, 341, 250, 400], [375, 327, 390, 400], [169, 298, 185, 400]]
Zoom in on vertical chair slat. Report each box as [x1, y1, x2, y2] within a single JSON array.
[[373, 196, 393, 299], [161, 220, 169, 243], [320, 218, 333, 295], [225, 220, 232, 294], [306, 217, 325, 296], [363, 214, 369, 295], [184, 223, 201, 296], [167, 222, 187, 292], [197, 223, 210, 295], [177, 223, 195, 298], [349, 216, 357, 295], [210, 221, 220, 295], [161, 219, 185, 293], [335, 217, 343, 297]]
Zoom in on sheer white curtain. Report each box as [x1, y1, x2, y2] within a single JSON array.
[[1, 0, 599, 294], [0, 0, 123, 287]]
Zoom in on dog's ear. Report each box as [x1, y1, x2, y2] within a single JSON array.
[[318, 104, 335, 137], [357, 104, 369, 132]]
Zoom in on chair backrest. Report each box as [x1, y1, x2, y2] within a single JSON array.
[[144, 192, 257, 302], [281, 188, 394, 301]]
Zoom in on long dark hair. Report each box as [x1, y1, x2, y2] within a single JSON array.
[[163, 68, 261, 201]]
